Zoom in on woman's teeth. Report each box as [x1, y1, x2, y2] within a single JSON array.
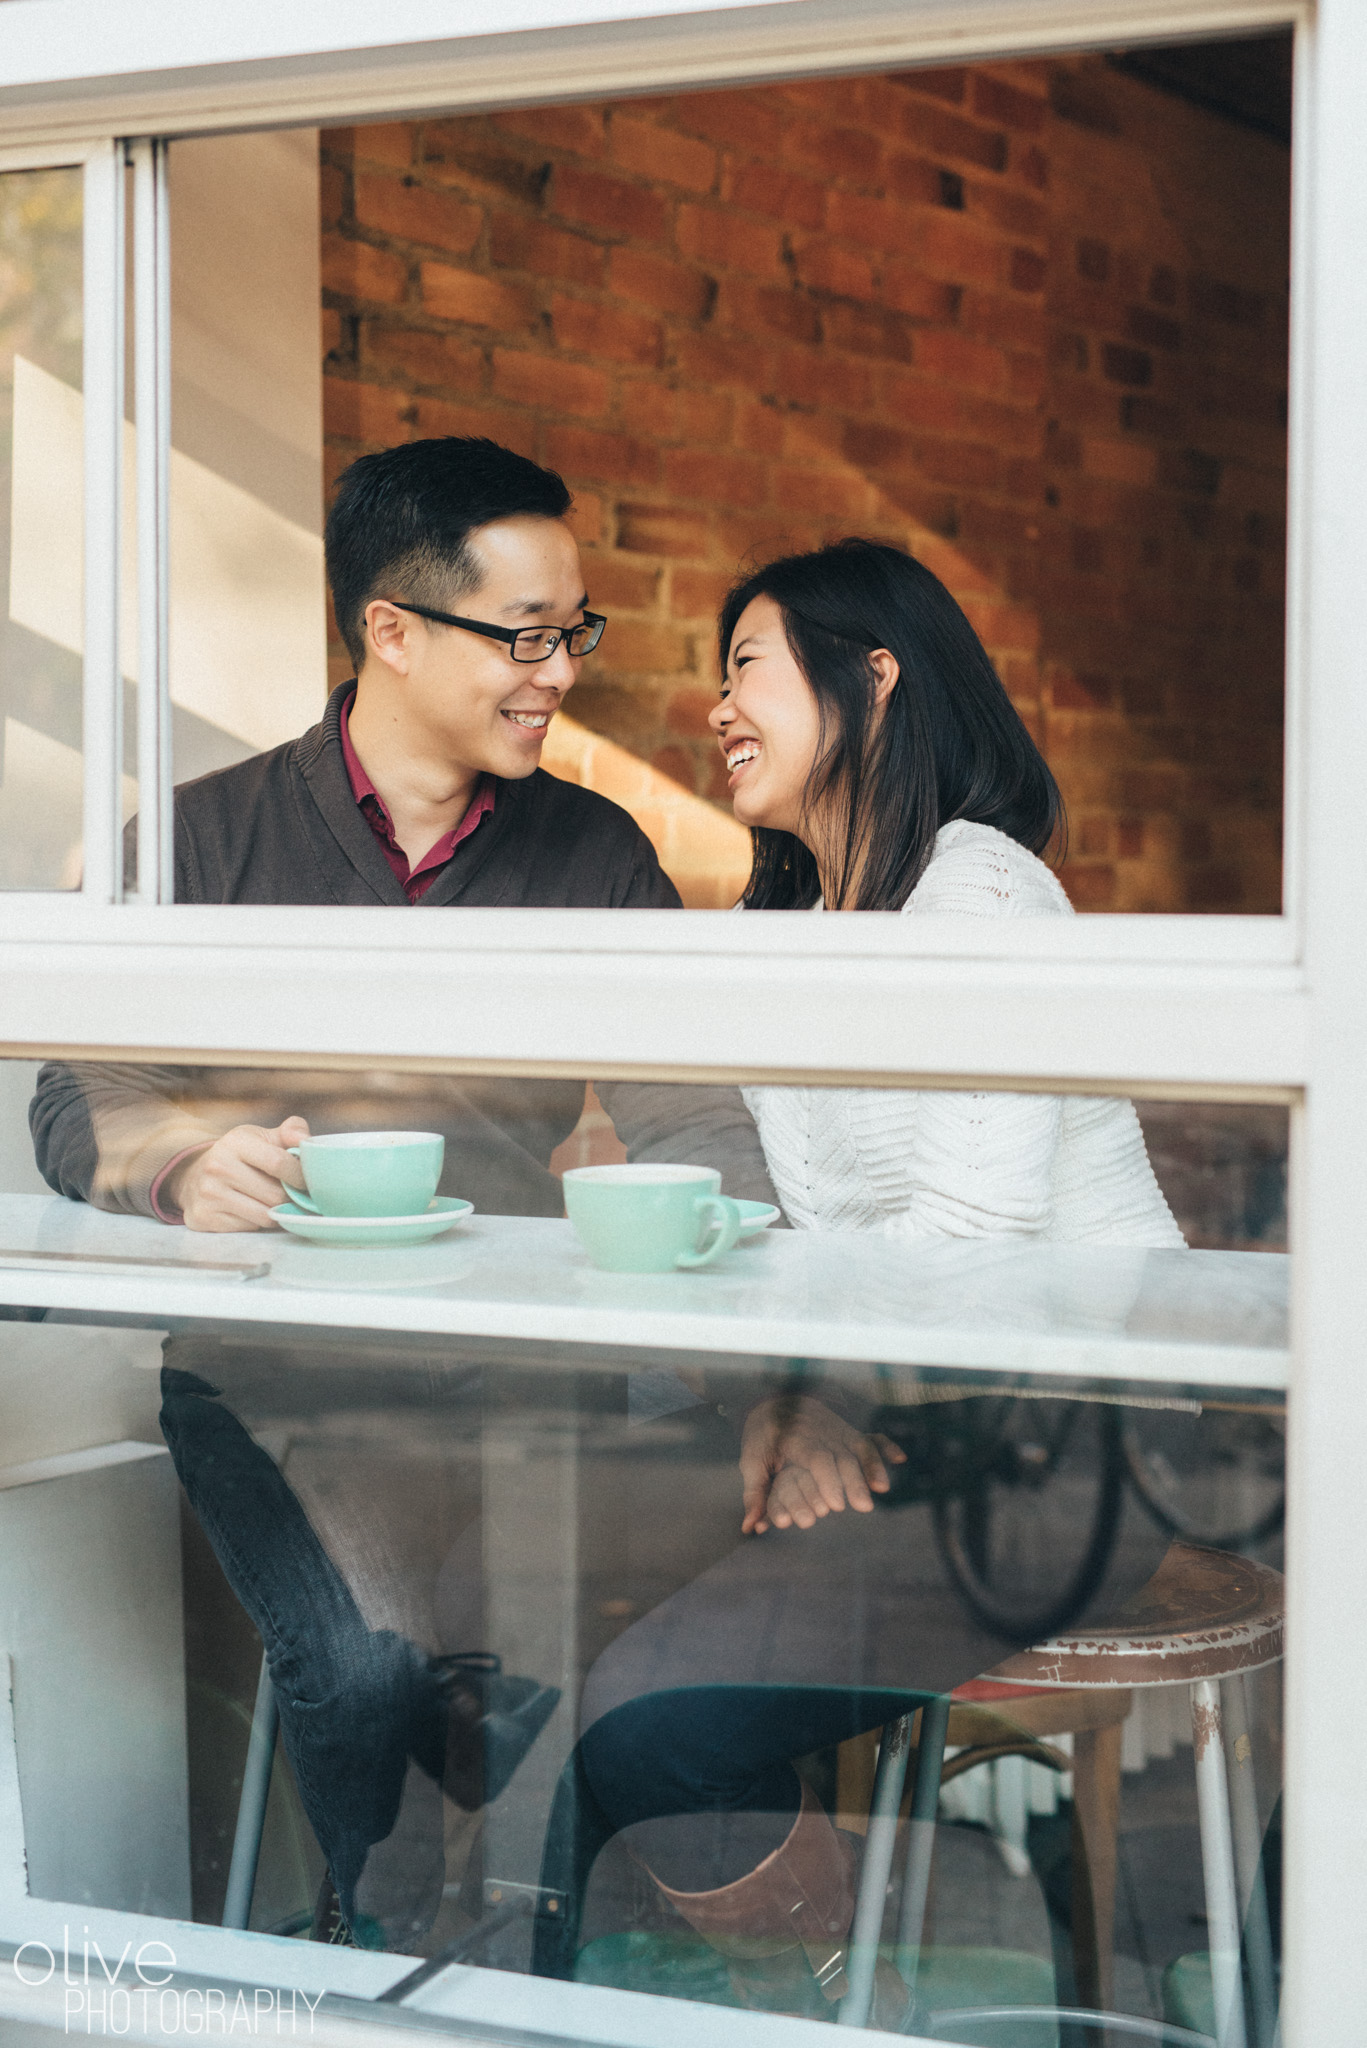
[[504, 711, 549, 729], [727, 742, 760, 770]]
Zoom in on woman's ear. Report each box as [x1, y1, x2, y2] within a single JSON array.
[[869, 647, 900, 709]]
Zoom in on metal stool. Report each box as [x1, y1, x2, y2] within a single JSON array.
[[835, 1543, 1281, 2044], [222, 1652, 279, 1929]]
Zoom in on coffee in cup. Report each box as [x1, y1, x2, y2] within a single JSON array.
[[563, 1164, 742, 1273], [286, 1131, 444, 1217]]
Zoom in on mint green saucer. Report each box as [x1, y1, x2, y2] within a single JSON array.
[[735, 1199, 781, 1236], [270, 1195, 473, 1247]]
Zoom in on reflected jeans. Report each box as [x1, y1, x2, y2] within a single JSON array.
[[159, 1366, 446, 1942], [581, 1685, 921, 1892]]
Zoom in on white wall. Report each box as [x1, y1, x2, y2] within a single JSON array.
[[166, 126, 327, 781], [0, 1442, 189, 1918], [2, 127, 326, 883]]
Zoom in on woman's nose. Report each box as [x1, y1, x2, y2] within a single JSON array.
[[708, 698, 729, 735]]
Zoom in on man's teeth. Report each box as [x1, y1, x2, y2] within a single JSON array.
[[727, 743, 760, 769], [504, 711, 549, 729]]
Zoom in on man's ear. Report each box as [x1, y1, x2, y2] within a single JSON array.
[[869, 647, 900, 708], [363, 599, 419, 678]]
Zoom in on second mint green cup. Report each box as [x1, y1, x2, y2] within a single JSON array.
[[287, 1131, 444, 1217], [563, 1164, 742, 1273]]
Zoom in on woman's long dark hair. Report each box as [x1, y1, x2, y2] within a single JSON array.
[[718, 538, 1064, 911]]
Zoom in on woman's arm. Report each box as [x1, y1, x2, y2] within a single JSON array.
[[874, 1085, 1063, 1239], [876, 829, 1068, 1239]]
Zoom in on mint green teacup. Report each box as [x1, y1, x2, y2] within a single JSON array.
[[287, 1131, 444, 1217], [563, 1164, 742, 1273]]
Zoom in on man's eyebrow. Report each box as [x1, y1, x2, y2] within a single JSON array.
[[499, 592, 591, 618]]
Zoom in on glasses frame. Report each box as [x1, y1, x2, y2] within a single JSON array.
[[389, 598, 607, 662]]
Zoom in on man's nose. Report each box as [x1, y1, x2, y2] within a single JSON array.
[[532, 640, 577, 690]]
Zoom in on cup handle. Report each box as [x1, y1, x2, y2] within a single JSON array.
[[676, 1195, 742, 1269], [284, 1146, 320, 1212]]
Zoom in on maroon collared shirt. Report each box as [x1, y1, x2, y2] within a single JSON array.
[[340, 692, 495, 903]]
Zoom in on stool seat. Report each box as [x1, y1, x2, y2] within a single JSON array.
[[986, 1541, 1283, 1690]]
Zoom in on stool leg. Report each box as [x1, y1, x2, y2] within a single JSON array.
[[1190, 1678, 1249, 2048], [1222, 1674, 1278, 2048], [837, 1714, 914, 2029], [1071, 1721, 1122, 2012], [223, 1654, 279, 1930], [991, 1752, 1032, 1877], [893, 1696, 952, 2005]]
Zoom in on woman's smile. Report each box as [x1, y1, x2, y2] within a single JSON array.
[[708, 595, 823, 834], [724, 734, 763, 784]]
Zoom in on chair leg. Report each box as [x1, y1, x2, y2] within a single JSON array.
[[991, 1752, 1032, 1877], [222, 1653, 279, 1930], [1221, 1674, 1278, 2048], [1190, 1678, 1249, 2048], [837, 1714, 915, 2029], [894, 1695, 952, 2004], [1070, 1720, 1122, 2012]]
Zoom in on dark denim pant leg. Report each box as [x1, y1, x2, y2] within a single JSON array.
[[580, 1686, 919, 1891], [159, 1366, 445, 1932]]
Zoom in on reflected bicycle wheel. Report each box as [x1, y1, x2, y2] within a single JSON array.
[[931, 1399, 1126, 1644], [1121, 1405, 1284, 1551]]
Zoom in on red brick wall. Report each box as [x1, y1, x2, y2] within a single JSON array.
[[320, 51, 1289, 912]]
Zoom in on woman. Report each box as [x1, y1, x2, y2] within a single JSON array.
[[715, 535, 1181, 1252], [574, 541, 1181, 2020]]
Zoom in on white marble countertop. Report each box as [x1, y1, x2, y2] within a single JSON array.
[[0, 1194, 1287, 1392]]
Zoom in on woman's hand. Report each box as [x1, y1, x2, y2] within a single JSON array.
[[738, 1395, 906, 1535]]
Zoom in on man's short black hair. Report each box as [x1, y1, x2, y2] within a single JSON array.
[[325, 437, 574, 670]]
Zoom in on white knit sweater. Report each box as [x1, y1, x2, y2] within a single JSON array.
[[743, 820, 1185, 1247]]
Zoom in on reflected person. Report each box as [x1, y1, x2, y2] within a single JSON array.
[[28, 437, 779, 1949], [576, 540, 1185, 2022]]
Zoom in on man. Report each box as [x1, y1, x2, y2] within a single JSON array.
[[31, 438, 779, 1949], [34, 436, 770, 1223]]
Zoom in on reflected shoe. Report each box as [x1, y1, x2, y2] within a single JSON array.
[[311, 1871, 357, 1947], [646, 1784, 860, 2019], [310, 1872, 386, 1952], [432, 1651, 561, 1812]]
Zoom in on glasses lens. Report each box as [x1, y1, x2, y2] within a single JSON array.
[[510, 628, 563, 663], [566, 616, 606, 656]]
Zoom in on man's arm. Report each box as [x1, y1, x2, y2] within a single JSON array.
[[595, 1078, 782, 1207], [592, 817, 782, 1205], [31, 1061, 229, 1217]]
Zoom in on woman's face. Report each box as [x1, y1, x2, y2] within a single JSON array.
[[708, 595, 824, 836]]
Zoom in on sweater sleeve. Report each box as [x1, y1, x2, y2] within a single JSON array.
[[877, 826, 1068, 1239], [594, 819, 781, 1204], [29, 1062, 226, 1218], [597, 1079, 783, 1207], [874, 1087, 1063, 1239]]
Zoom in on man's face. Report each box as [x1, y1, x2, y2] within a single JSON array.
[[362, 515, 588, 779]]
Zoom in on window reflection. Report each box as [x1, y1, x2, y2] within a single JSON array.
[[0, 163, 85, 888], [0, 1061, 1284, 2042]]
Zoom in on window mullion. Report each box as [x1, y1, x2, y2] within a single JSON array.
[[79, 138, 124, 906], [130, 136, 172, 905]]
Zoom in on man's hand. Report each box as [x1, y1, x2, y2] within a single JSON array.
[[164, 1117, 310, 1232], [739, 1394, 907, 1536]]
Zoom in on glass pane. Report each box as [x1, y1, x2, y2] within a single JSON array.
[[0, 1058, 1285, 2043], [0, 164, 84, 890], [303, 30, 1291, 913]]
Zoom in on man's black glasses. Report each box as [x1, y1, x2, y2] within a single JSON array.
[[390, 600, 606, 663]]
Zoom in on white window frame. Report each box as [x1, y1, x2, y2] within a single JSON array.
[[0, 2, 1362, 2045]]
